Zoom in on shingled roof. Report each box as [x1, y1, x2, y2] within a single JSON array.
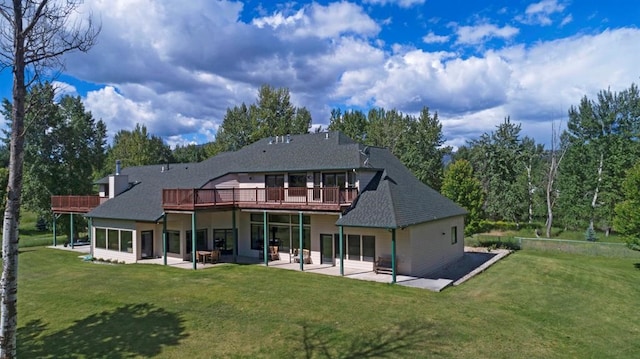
[[336, 146, 467, 229], [87, 131, 466, 227]]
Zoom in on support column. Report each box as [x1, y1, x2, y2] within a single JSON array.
[[263, 211, 268, 265], [88, 217, 93, 257], [232, 209, 237, 263], [53, 214, 57, 246], [192, 212, 197, 270], [163, 213, 167, 266], [391, 228, 397, 284], [70, 213, 75, 249], [299, 212, 303, 271], [339, 225, 344, 276]]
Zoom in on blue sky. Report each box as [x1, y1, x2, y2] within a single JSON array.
[[1, 0, 639, 149]]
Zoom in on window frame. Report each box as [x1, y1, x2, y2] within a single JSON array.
[[451, 226, 458, 245]]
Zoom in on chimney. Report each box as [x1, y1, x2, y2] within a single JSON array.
[[108, 160, 128, 198]]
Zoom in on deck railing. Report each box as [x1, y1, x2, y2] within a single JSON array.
[[51, 195, 103, 213], [162, 187, 358, 211]]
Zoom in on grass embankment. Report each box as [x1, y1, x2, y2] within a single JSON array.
[[15, 247, 640, 358]]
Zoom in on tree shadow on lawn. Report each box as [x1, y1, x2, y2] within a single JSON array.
[[295, 320, 443, 358], [634, 263, 640, 270], [18, 303, 188, 358]]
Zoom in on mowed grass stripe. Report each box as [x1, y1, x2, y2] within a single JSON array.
[[14, 247, 640, 358]]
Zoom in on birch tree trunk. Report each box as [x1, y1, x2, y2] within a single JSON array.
[[0, 2, 26, 355], [590, 151, 604, 229], [0, 2, 98, 356]]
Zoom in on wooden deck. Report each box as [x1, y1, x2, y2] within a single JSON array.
[[51, 195, 104, 213], [162, 187, 357, 211]]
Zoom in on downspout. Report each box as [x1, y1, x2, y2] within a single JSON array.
[[391, 228, 397, 284], [88, 217, 93, 257], [70, 213, 74, 249], [162, 212, 167, 266], [232, 209, 237, 263], [299, 212, 303, 271], [263, 210, 268, 266], [192, 212, 197, 270], [339, 224, 344, 277], [52, 214, 57, 246]]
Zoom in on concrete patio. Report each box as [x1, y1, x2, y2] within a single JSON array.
[[51, 245, 511, 292]]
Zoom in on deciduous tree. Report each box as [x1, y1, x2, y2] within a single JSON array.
[[613, 162, 640, 250], [104, 124, 171, 174], [441, 159, 484, 235]]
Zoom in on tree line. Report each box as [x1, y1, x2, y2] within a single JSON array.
[[4, 82, 640, 249]]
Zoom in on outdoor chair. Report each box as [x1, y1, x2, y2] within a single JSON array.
[[292, 248, 311, 264], [268, 245, 280, 261], [210, 249, 220, 263]]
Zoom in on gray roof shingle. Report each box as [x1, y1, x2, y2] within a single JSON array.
[[88, 131, 466, 227]]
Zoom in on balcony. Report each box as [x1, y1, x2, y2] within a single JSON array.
[[51, 195, 105, 213], [162, 187, 358, 212]]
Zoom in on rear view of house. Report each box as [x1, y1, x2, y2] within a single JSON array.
[[52, 131, 467, 279]]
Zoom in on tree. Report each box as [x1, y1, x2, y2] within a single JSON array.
[[558, 84, 640, 232], [104, 124, 172, 174], [214, 103, 257, 152], [328, 108, 367, 142], [544, 121, 566, 237], [253, 85, 310, 138], [171, 143, 207, 163], [212, 85, 312, 153], [0, 1, 98, 355], [441, 159, 484, 235], [613, 162, 640, 250], [2, 83, 107, 220], [467, 118, 527, 223], [399, 107, 449, 190]]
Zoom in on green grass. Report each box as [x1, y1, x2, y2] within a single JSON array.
[[14, 247, 640, 358]]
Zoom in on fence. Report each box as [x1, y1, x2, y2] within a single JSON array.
[[468, 235, 640, 258]]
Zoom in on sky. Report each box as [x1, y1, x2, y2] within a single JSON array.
[[1, 0, 639, 150]]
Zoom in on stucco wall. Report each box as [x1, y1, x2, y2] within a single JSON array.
[[408, 216, 465, 277]]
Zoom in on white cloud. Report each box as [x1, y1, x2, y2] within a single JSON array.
[[519, 0, 566, 26], [455, 23, 519, 45], [59, 0, 640, 152], [422, 31, 449, 44], [560, 14, 573, 27], [362, 0, 426, 8], [51, 81, 78, 98], [253, 2, 379, 39]]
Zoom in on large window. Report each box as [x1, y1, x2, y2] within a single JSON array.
[[95, 228, 106, 248], [335, 234, 375, 262], [288, 173, 307, 187], [347, 234, 360, 260], [108, 229, 119, 251], [362, 235, 375, 262], [250, 213, 310, 250], [213, 229, 234, 254], [167, 230, 180, 254], [120, 231, 133, 253], [94, 227, 134, 253], [186, 229, 208, 252]]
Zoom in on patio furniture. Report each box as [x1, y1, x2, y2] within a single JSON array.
[[292, 249, 311, 264], [209, 249, 220, 263], [197, 251, 211, 264], [268, 246, 280, 261], [374, 255, 393, 274]]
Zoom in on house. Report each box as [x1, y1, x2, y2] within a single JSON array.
[[51, 131, 467, 281]]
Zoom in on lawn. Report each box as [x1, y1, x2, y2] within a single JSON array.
[[15, 247, 640, 358]]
